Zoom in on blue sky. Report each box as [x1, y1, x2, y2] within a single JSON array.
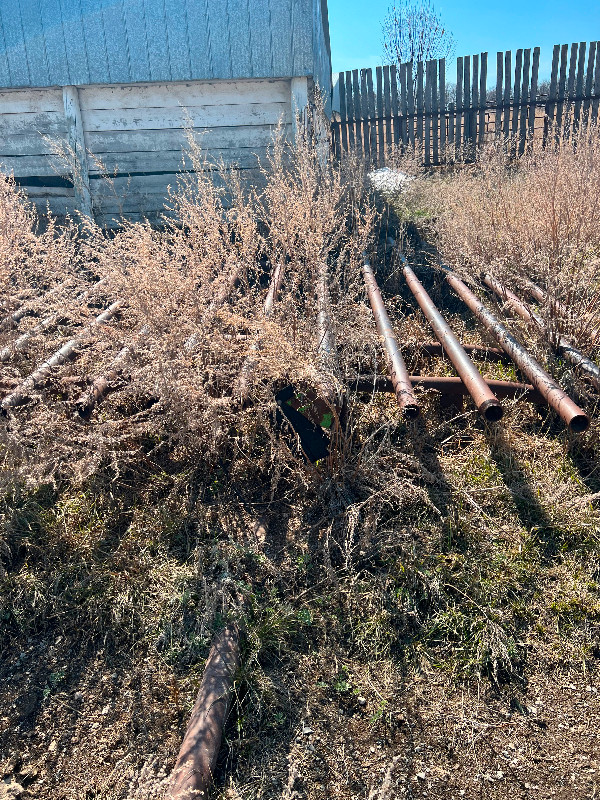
[[327, 0, 600, 82]]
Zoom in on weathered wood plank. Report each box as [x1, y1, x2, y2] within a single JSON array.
[[0, 154, 71, 178], [85, 124, 286, 155], [366, 68, 378, 161], [438, 58, 446, 157], [573, 42, 587, 129], [345, 70, 356, 150], [567, 42, 578, 98], [592, 44, 600, 125], [360, 69, 371, 159], [456, 57, 463, 150], [471, 54, 479, 147], [31, 197, 78, 218], [396, 63, 405, 147], [0, 111, 68, 138], [518, 49, 531, 154], [555, 43, 569, 136], [463, 56, 471, 149], [503, 50, 512, 139], [545, 44, 560, 143], [0, 88, 63, 114], [416, 60, 424, 146], [407, 63, 415, 148], [352, 69, 363, 155], [383, 65, 392, 153], [63, 86, 93, 219], [495, 52, 504, 134], [338, 72, 348, 153], [511, 49, 523, 143], [78, 80, 290, 111], [424, 60, 432, 165], [479, 52, 487, 146], [448, 101, 455, 148], [81, 102, 291, 133], [528, 47, 540, 147], [583, 42, 597, 123], [0, 132, 72, 158], [389, 65, 399, 148], [432, 59, 439, 163], [86, 146, 269, 175], [376, 66, 385, 164]]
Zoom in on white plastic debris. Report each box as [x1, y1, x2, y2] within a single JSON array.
[[368, 167, 414, 196]]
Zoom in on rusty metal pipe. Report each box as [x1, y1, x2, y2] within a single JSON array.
[[1, 300, 121, 410], [167, 624, 241, 800], [403, 263, 503, 422], [484, 274, 600, 392], [0, 279, 107, 363], [315, 262, 343, 411], [445, 272, 589, 432], [525, 280, 568, 316], [362, 253, 419, 418], [237, 262, 285, 400], [353, 374, 544, 403]]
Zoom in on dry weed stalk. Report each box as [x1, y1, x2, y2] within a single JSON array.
[[415, 132, 600, 351]]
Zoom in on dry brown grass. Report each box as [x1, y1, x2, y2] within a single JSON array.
[[409, 132, 600, 350], [1, 127, 600, 800]]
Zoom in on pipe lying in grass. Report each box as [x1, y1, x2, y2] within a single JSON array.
[[362, 253, 419, 419], [315, 262, 344, 414], [445, 272, 589, 433], [353, 374, 543, 403], [1, 301, 122, 410], [483, 274, 600, 393], [166, 624, 241, 800], [0, 279, 107, 363], [402, 262, 503, 422], [237, 262, 285, 400], [76, 324, 152, 418]]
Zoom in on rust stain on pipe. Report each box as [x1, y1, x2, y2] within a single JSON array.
[[353, 374, 543, 403], [483, 274, 600, 393], [167, 623, 241, 800], [362, 253, 419, 418], [446, 273, 589, 433], [403, 262, 503, 422]]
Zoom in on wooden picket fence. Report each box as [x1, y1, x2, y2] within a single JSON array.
[[331, 41, 600, 166]]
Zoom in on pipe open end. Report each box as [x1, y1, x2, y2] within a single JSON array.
[[480, 399, 504, 423], [569, 413, 590, 433], [403, 403, 421, 420]]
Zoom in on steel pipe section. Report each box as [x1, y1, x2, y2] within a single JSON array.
[[1, 300, 122, 411], [362, 253, 419, 418], [167, 624, 241, 800], [446, 273, 589, 433], [353, 374, 543, 403], [483, 274, 600, 393], [403, 262, 503, 421]]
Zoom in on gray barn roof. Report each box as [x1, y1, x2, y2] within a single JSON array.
[[0, 0, 331, 94]]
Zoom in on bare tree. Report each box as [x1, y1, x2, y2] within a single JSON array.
[[382, 0, 455, 66]]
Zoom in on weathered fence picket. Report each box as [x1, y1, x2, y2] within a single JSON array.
[[331, 40, 600, 166]]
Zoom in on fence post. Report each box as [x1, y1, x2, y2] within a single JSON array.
[[383, 65, 392, 157], [456, 56, 463, 155], [544, 45, 560, 147], [439, 58, 446, 160], [479, 52, 487, 146], [528, 47, 540, 150], [518, 48, 531, 155]]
